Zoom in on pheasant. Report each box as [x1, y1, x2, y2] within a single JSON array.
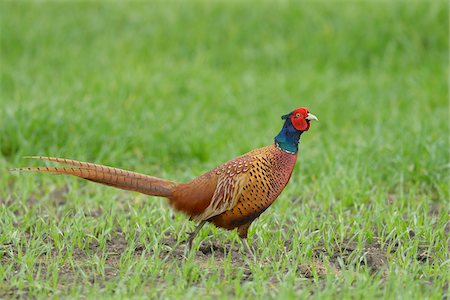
[[15, 107, 318, 256]]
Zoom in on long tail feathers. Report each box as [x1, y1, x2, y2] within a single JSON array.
[[13, 156, 176, 197]]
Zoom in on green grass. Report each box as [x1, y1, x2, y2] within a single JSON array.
[[1, 1, 449, 298]]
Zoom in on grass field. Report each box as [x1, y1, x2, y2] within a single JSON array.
[[1, 1, 449, 298]]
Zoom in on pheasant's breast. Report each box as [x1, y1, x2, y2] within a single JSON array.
[[210, 144, 297, 229]]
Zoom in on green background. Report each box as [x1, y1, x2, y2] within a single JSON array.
[[1, 1, 448, 298]]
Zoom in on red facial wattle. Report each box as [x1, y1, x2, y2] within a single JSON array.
[[291, 116, 310, 131], [289, 108, 310, 131]]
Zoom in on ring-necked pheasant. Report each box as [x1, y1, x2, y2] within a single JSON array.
[[14, 107, 318, 256]]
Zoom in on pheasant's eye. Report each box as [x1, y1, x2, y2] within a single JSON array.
[[295, 113, 301, 118]]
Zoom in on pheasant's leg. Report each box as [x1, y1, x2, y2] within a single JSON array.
[[240, 238, 255, 258], [186, 220, 207, 253], [238, 222, 256, 260]]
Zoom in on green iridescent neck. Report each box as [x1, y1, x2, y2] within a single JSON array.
[[274, 118, 303, 154]]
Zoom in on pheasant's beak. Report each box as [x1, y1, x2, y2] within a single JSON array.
[[305, 113, 318, 121]]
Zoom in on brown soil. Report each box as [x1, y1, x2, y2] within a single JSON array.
[[1, 188, 446, 297], [1, 225, 436, 291]]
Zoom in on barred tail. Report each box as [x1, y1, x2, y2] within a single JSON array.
[[13, 156, 176, 197]]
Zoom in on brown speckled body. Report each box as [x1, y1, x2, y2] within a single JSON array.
[[170, 144, 297, 237]]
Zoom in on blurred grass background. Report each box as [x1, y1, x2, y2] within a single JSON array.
[[0, 0, 448, 298]]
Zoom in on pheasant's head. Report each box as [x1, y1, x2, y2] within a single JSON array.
[[275, 107, 318, 154], [281, 107, 318, 132]]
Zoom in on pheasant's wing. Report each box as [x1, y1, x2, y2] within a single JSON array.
[[192, 156, 255, 221], [13, 156, 176, 197]]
